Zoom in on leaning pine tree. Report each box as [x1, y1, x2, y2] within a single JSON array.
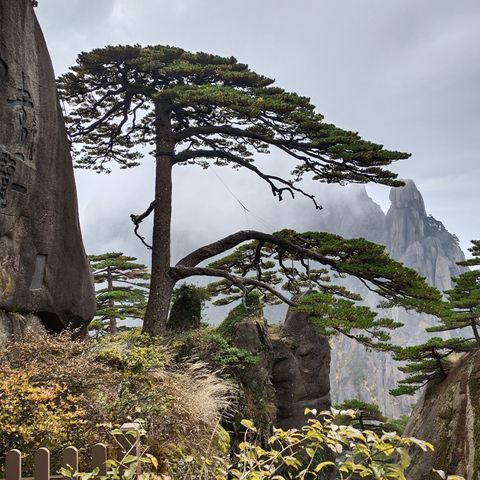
[[59, 45, 440, 335], [89, 252, 150, 334]]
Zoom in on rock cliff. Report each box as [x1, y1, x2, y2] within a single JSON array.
[[296, 180, 466, 417], [231, 308, 331, 431], [271, 308, 331, 429], [0, 0, 95, 334], [403, 351, 480, 479]]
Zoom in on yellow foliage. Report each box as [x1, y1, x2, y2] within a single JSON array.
[[0, 367, 87, 472]]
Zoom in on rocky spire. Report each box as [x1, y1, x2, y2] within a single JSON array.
[[386, 179, 465, 291], [0, 0, 95, 335]]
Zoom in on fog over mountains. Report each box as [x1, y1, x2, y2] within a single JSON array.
[[314, 180, 466, 417]]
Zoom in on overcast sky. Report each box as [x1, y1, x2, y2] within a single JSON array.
[[35, 0, 480, 265]]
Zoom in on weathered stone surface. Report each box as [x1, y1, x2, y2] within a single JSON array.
[[0, 0, 95, 329], [228, 308, 331, 432], [321, 181, 466, 417], [271, 308, 331, 429], [386, 179, 466, 288], [0, 309, 45, 343], [231, 316, 277, 436], [404, 351, 480, 479]]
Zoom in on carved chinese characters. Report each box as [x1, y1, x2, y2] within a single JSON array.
[[0, 0, 95, 330], [0, 65, 34, 216]]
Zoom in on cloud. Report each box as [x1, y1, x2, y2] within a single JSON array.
[[34, 0, 480, 263]]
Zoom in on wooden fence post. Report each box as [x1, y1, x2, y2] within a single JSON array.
[[62, 446, 79, 480], [5, 450, 21, 480], [34, 448, 50, 480], [91, 443, 108, 478], [117, 423, 142, 478]]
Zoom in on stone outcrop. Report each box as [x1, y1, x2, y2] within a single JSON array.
[[404, 351, 480, 479], [231, 316, 278, 437], [0, 0, 95, 331], [230, 308, 331, 431], [386, 179, 466, 290], [271, 308, 331, 429], [289, 180, 466, 417], [0, 309, 45, 343]]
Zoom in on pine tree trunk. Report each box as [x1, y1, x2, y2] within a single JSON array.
[[472, 321, 480, 347], [107, 268, 118, 335], [142, 101, 175, 336]]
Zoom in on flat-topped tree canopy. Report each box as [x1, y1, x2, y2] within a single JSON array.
[[58, 44, 412, 335], [58, 44, 408, 190]]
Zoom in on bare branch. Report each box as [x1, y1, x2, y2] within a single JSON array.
[[170, 265, 295, 306], [174, 149, 322, 209], [130, 201, 155, 249]]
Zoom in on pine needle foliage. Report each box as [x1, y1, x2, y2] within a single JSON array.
[[58, 44, 414, 334], [390, 337, 475, 396], [89, 252, 150, 334], [58, 44, 409, 183], [208, 230, 442, 349], [428, 240, 480, 345]]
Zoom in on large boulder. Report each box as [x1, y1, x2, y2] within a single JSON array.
[[271, 308, 331, 430], [0, 0, 95, 331], [231, 316, 278, 439], [228, 307, 331, 432], [0, 309, 45, 343], [404, 351, 480, 479]]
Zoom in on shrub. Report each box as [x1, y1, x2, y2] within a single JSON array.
[[0, 367, 87, 473], [226, 409, 465, 480], [0, 331, 231, 472], [173, 327, 256, 375]]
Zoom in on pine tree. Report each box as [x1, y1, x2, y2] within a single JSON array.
[[389, 337, 475, 396], [89, 252, 150, 334], [206, 231, 442, 349], [58, 45, 425, 334], [335, 400, 394, 433], [428, 240, 480, 345]]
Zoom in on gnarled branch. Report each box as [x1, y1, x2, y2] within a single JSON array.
[[174, 149, 322, 209], [170, 265, 295, 306], [130, 201, 155, 249]]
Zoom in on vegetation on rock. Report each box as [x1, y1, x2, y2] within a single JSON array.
[[391, 238, 480, 396], [390, 337, 474, 396], [167, 283, 209, 332], [0, 331, 230, 474], [428, 240, 480, 346]]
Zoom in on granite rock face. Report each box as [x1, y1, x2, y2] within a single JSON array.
[[231, 316, 278, 438], [386, 179, 466, 291], [404, 351, 480, 479], [285, 181, 465, 417], [330, 181, 465, 417], [0, 309, 45, 343], [230, 309, 331, 431], [271, 308, 331, 429], [0, 0, 95, 330]]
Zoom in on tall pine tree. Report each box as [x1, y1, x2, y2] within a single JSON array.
[[89, 252, 150, 334], [58, 45, 433, 334]]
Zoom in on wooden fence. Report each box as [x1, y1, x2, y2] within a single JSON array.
[[1, 423, 141, 480]]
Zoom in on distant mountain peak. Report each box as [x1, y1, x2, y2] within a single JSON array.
[[388, 179, 427, 217]]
